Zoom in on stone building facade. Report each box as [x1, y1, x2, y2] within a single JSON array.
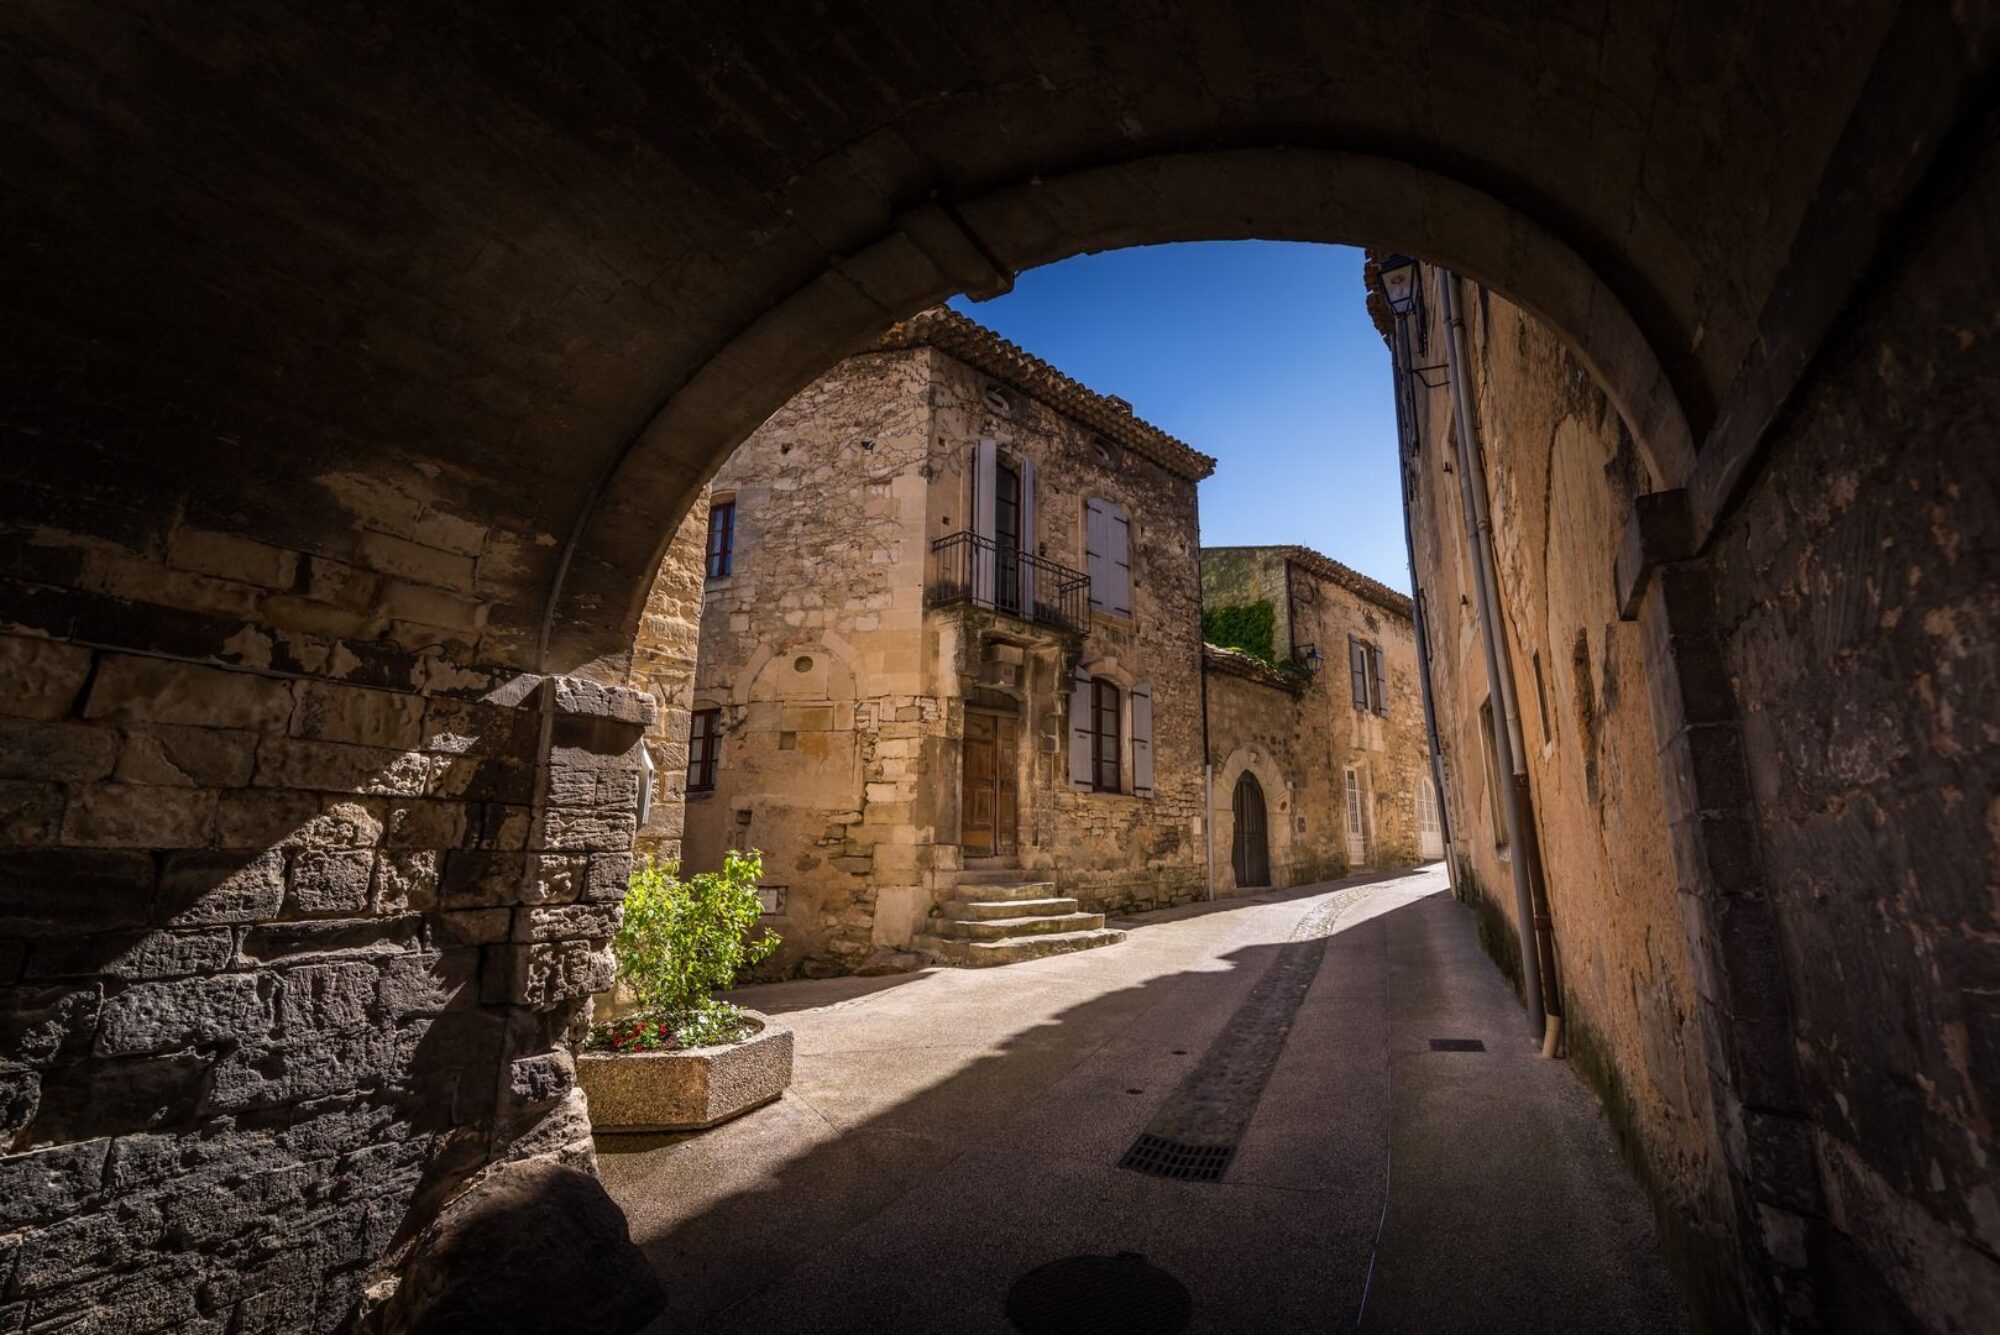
[[1383, 266, 1733, 1314], [1201, 546, 1436, 895], [635, 310, 1214, 977], [1379, 233, 2000, 1331]]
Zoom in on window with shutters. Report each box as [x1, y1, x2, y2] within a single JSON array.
[[1090, 678, 1121, 792], [1347, 635, 1387, 714], [687, 708, 722, 793], [1084, 497, 1132, 618], [705, 499, 736, 579]]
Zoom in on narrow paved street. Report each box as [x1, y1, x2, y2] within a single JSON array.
[[601, 867, 1687, 1333]]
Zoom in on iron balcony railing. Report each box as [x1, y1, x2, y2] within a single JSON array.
[[928, 530, 1091, 635]]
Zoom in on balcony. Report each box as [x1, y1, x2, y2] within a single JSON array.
[[928, 530, 1090, 635]]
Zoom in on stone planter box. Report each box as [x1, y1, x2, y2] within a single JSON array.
[[577, 1010, 793, 1133]]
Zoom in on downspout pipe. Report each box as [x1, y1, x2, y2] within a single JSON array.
[[1437, 269, 1552, 1044], [1386, 300, 1461, 903], [1197, 547, 1216, 901]]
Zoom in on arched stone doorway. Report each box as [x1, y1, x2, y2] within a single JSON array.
[[1231, 772, 1271, 890]]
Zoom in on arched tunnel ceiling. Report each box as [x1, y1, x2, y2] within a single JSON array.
[[0, 1, 1977, 677]]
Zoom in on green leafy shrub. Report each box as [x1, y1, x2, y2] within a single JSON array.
[[1202, 600, 1278, 663], [588, 850, 780, 1053]]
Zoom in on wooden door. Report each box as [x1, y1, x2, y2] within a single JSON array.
[[1232, 772, 1270, 888], [962, 710, 1019, 857]]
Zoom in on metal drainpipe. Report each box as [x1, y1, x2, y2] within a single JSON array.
[[1197, 546, 1216, 901], [1437, 268, 1553, 1045], [1386, 298, 1462, 904]]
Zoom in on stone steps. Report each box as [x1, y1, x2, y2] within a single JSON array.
[[943, 911, 1107, 941], [918, 875, 1125, 967], [938, 896, 1082, 921], [951, 876, 1061, 902], [911, 927, 1129, 968]]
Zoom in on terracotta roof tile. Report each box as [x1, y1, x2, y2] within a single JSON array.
[[873, 307, 1217, 482]]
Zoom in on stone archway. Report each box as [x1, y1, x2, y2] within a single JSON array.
[[547, 146, 1705, 678], [1, 6, 1991, 1331], [1212, 744, 1294, 896]]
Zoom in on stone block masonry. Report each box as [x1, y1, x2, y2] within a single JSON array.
[[0, 632, 651, 1332]]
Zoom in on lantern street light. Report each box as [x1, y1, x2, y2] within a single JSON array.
[[1378, 253, 1420, 316]]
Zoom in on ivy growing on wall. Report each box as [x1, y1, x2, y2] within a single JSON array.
[[1203, 600, 1278, 663]]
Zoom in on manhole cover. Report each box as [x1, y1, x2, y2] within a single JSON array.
[[1005, 1252, 1193, 1334], [1119, 1132, 1234, 1183], [1428, 1037, 1486, 1051]]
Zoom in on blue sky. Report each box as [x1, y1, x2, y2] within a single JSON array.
[[948, 241, 1407, 592]]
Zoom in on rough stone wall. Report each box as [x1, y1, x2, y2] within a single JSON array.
[[1702, 112, 2000, 1330], [0, 622, 648, 1330], [927, 355, 1208, 915], [1398, 277, 1737, 1312], [1199, 548, 1295, 650], [1199, 550, 1433, 893], [676, 349, 937, 978], [1200, 660, 1341, 892], [661, 337, 1211, 974], [1284, 561, 1431, 868], [631, 490, 712, 868]]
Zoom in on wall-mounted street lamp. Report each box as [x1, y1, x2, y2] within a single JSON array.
[[1295, 643, 1324, 674], [1379, 253, 1448, 388], [1379, 253, 1420, 316]]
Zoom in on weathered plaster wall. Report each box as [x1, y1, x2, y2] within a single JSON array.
[[1704, 114, 2000, 1330], [677, 348, 936, 979], [1398, 278, 1736, 1312], [927, 355, 1208, 914]]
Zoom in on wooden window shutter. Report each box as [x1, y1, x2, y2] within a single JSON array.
[[1018, 456, 1037, 615], [972, 439, 999, 604], [1131, 681, 1154, 797], [1085, 497, 1107, 610], [1068, 664, 1094, 790], [1105, 502, 1131, 618], [1371, 644, 1387, 714], [1349, 636, 1368, 708]]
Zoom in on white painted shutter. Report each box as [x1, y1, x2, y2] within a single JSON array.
[[1068, 664, 1094, 790], [1131, 681, 1154, 797], [1105, 502, 1131, 617], [972, 439, 998, 605], [1018, 456, 1037, 617]]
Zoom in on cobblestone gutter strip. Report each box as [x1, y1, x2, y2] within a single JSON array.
[[1124, 886, 1379, 1176]]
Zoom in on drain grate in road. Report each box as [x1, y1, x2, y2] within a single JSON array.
[[1429, 1037, 1486, 1051], [1119, 1133, 1235, 1183], [1006, 1252, 1192, 1334], [1117, 887, 1374, 1186]]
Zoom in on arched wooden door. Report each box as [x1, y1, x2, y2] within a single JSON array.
[[1231, 772, 1271, 888]]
